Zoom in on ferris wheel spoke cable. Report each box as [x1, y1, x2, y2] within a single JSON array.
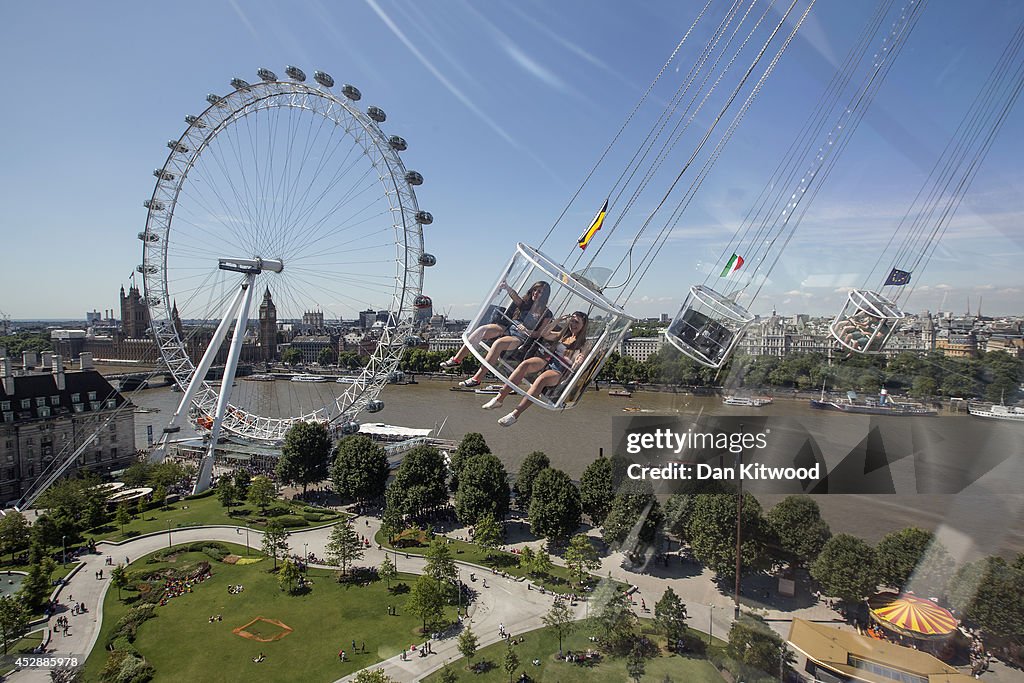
[[536, 0, 717, 251], [190, 141, 267, 252]]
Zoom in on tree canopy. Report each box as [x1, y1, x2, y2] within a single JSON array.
[[454, 453, 510, 525], [579, 455, 614, 526], [387, 445, 449, 517], [278, 421, 332, 494], [513, 451, 550, 511], [331, 434, 389, 503], [811, 534, 881, 604], [527, 468, 582, 544], [602, 487, 664, 548], [687, 492, 767, 579], [766, 495, 831, 566]]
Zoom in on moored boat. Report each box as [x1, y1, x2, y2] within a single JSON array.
[[475, 384, 504, 395], [723, 396, 771, 407], [609, 389, 633, 397], [810, 389, 937, 416], [968, 402, 1024, 422], [290, 374, 328, 383]]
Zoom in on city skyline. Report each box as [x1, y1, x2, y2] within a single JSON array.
[[2, 2, 1023, 321]]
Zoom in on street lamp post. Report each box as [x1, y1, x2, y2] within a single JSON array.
[[245, 525, 250, 556], [708, 604, 715, 645], [62, 536, 66, 567], [304, 543, 308, 566], [167, 520, 172, 548]]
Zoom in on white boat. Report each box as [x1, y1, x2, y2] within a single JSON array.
[[245, 373, 277, 382], [336, 376, 357, 384], [475, 384, 504, 395], [291, 374, 328, 383], [968, 402, 1024, 422], [723, 396, 771, 407]]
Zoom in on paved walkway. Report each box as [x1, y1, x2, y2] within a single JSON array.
[[8, 514, 1016, 683]]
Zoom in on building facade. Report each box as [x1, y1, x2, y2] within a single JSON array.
[[0, 355, 135, 505]]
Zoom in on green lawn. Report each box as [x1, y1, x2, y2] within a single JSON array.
[[83, 543, 456, 682], [422, 623, 725, 683], [375, 529, 604, 594], [0, 630, 45, 676], [89, 492, 343, 543]]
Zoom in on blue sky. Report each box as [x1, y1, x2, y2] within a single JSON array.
[[1, 0, 1022, 321]]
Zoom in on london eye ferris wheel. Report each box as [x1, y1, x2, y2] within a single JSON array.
[[138, 66, 434, 449]]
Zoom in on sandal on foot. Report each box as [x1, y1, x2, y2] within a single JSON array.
[[459, 378, 481, 388]]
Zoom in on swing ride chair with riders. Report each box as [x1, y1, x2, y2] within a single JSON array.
[[461, 243, 634, 411], [666, 285, 755, 369], [829, 289, 905, 355]]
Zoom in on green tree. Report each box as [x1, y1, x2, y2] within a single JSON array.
[[217, 478, 236, 510], [380, 502, 404, 544], [687, 493, 766, 579], [282, 347, 302, 365], [331, 435, 390, 504], [0, 511, 29, 562], [528, 468, 582, 544], [20, 537, 55, 612], [449, 432, 491, 492], [564, 533, 600, 587], [232, 469, 251, 499], [727, 613, 793, 677], [654, 587, 688, 651], [278, 558, 302, 593], [602, 488, 665, 548], [318, 347, 337, 366], [378, 554, 397, 589], [947, 556, 1024, 639], [811, 534, 881, 604], [473, 513, 503, 557], [531, 549, 554, 577], [326, 519, 364, 578], [248, 475, 277, 513], [0, 595, 29, 654], [110, 564, 128, 600], [519, 546, 535, 573], [626, 637, 658, 682], [579, 454, 614, 526], [278, 421, 332, 495], [513, 451, 550, 512], [454, 454, 510, 525], [910, 375, 938, 399], [438, 664, 458, 683], [457, 625, 479, 668], [152, 483, 168, 511], [353, 669, 395, 683], [503, 640, 520, 683], [424, 538, 457, 597], [115, 501, 131, 535], [541, 598, 575, 654], [875, 527, 946, 591], [766, 495, 831, 567], [594, 584, 637, 655], [261, 520, 290, 570], [408, 574, 445, 633], [389, 445, 449, 517]]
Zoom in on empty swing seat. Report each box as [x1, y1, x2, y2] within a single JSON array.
[[666, 285, 753, 368]]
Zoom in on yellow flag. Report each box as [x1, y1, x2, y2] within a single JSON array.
[[577, 199, 608, 251]]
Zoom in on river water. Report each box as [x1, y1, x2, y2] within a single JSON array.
[[127, 376, 1024, 558]]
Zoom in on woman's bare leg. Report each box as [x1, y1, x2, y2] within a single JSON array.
[[507, 370, 562, 419], [470, 336, 521, 383], [455, 324, 505, 362]]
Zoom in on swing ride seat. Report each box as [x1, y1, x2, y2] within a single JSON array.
[[666, 285, 753, 369], [829, 289, 905, 354], [463, 243, 634, 410]]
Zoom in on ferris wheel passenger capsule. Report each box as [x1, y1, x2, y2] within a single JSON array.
[[666, 285, 754, 369], [419, 254, 437, 267], [138, 231, 160, 242], [257, 68, 277, 82], [388, 136, 407, 151], [405, 171, 423, 186], [206, 93, 227, 107], [167, 141, 189, 153], [829, 289, 905, 354], [313, 70, 334, 88], [285, 65, 306, 82], [184, 115, 206, 128], [340, 421, 360, 435], [230, 78, 251, 91], [464, 243, 634, 411], [341, 84, 361, 101], [415, 211, 433, 225], [367, 106, 387, 123], [143, 199, 165, 211], [153, 169, 175, 181], [366, 400, 384, 413]]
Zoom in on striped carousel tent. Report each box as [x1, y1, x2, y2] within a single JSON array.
[[868, 592, 959, 640]]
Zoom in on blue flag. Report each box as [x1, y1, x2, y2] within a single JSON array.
[[884, 268, 911, 286]]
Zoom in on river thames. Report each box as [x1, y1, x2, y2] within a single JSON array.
[[127, 376, 1024, 559]]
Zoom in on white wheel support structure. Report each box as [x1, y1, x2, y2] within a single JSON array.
[[139, 68, 431, 491]]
